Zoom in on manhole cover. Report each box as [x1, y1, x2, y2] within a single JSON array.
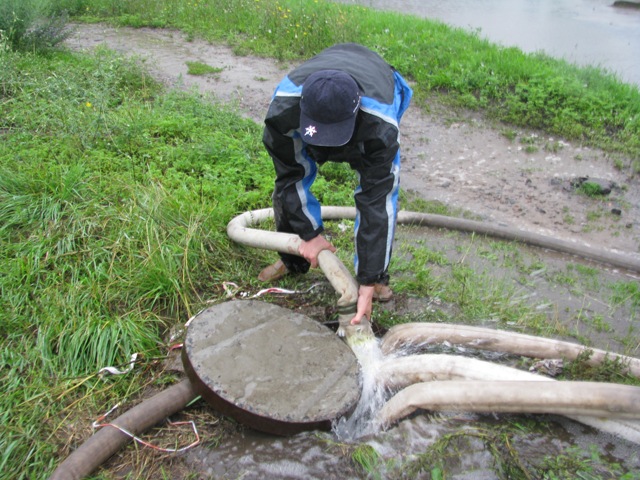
[[182, 300, 361, 435]]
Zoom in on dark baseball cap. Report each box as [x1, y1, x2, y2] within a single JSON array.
[[299, 70, 361, 147]]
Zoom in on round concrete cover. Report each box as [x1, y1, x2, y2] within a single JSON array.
[[182, 300, 361, 435]]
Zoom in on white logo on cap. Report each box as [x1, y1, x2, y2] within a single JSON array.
[[304, 125, 317, 137]]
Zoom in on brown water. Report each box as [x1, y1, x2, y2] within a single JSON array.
[[333, 0, 640, 86]]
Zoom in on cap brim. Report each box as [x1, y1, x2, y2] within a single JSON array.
[[299, 111, 356, 147]]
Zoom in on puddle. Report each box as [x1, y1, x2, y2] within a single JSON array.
[[179, 410, 639, 479]]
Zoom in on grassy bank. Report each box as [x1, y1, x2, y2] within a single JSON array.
[[1, 1, 640, 479], [0, 46, 271, 478]]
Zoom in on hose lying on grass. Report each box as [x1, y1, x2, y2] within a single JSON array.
[[49, 380, 198, 480], [380, 322, 640, 378], [377, 354, 640, 443]]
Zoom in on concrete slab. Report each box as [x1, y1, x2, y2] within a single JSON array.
[[182, 300, 361, 435]]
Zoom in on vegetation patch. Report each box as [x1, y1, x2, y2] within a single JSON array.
[[186, 60, 224, 76]]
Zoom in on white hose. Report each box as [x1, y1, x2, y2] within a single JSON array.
[[378, 354, 550, 388], [378, 354, 640, 443], [380, 323, 640, 378], [231, 206, 640, 273], [226, 208, 373, 341], [376, 380, 640, 424]]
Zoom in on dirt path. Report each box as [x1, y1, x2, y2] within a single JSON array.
[[66, 24, 640, 260]]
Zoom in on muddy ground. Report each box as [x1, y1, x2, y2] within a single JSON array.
[[62, 25, 640, 479]]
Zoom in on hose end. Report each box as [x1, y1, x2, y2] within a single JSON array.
[[337, 313, 375, 345]]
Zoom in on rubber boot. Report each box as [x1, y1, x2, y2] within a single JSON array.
[[258, 259, 289, 282], [373, 283, 393, 302]]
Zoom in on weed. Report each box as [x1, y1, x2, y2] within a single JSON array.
[[395, 425, 532, 479], [613, 157, 625, 170], [351, 444, 383, 478], [590, 314, 613, 333], [578, 181, 607, 197], [610, 281, 640, 309], [570, 264, 600, 287], [562, 350, 639, 384], [585, 209, 602, 222], [0, 0, 73, 52], [501, 128, 517, 142], [185, 60, 223, 76], [550, 271, 576, 286], [540, 445, 637, 479], [392, 421, 637, 479], [544, 140, 564, 153]]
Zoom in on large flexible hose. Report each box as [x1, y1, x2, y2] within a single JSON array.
[[226, 208, 359, 309], [229, 206, 640, 281], [380, 322, 640, 378], [378, 354, 640, 443], [376, 380, 640, 425], [227, 208, 374, 341], [308, 207, 639, 273], [378, 353, 550, 388], [49, 380, 198, 480], [394, 210, 640, 274]]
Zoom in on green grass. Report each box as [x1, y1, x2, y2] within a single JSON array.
[[0, 45, 275, 479], [351, 444, 383, 478], [0, 30, 363, 477], [186, 60, 224, 76], [579, 181, 608, 197], [0, 0, 74, 51], [2, 1, 640, 478]]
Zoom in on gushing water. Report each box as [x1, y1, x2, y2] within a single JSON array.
[[333, 336, 394, 440]]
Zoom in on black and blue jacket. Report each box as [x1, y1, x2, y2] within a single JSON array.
[[263, 43, 412, 285]]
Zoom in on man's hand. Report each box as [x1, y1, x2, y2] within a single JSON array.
[[350, 285, 374, 325], [298, 235, 336, 268]]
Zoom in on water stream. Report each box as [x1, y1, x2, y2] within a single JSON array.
[[333, 338, 389, 440]]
